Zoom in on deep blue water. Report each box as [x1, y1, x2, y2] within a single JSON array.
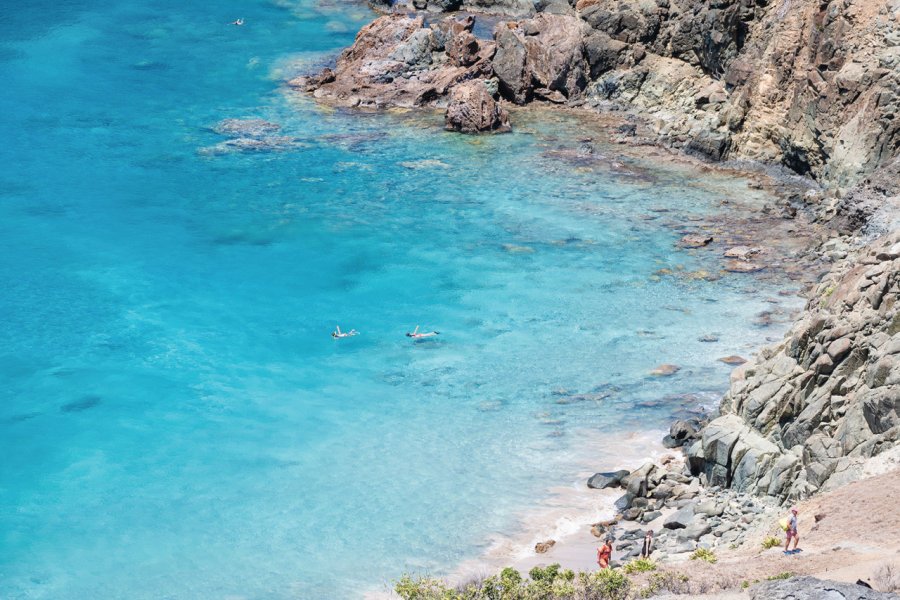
[[1, 1, 800, 598]]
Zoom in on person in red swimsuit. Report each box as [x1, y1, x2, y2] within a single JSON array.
[[597, 538, 613, 569]]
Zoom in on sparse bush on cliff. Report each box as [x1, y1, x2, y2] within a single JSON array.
[[689, 548, 717, 563], [639, 571, 689, 597], [761, 536, 782, 550], [394, 564, 631, 600], [622, 559, 656, 575]]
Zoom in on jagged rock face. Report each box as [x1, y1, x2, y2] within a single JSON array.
[[291, 14, 495, 108], [305, 0, 899, 188], [751, 576, 900, 600], [492, 14, 590, 104], [691, 233, 900, 503], [444, 79, 512, 132], [576, 0, 900, 186], [720, 0, 900, 188]]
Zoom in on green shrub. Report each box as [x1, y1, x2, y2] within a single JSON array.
[[581, 568, 631, 600], [623, 558, 657, 574], [766, 572, 794, 581], [395, 575, 456, 600], [396, 565, 632, 600], [689, 548, 717, 564], [762, 536, 782, 550]]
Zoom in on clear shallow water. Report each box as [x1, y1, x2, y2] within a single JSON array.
[[0, 1, 800, 598]]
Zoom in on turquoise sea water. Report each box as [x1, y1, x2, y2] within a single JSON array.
[[0, 2, 800, 598]]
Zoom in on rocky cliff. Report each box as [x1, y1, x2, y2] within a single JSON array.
[[688, 231, 900, 503], [304, 0, 900, 189]]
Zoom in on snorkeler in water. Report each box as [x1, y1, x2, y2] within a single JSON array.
[[332, 326, 359, 339], [406, 325, 439, 339], [230, 18, 244, 26]]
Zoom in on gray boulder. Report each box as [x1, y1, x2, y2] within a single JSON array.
[[663, 504, 695, 530], [677, 520, 712, 541], [750, 576, 900, 599], [587, 469, 630, 489]]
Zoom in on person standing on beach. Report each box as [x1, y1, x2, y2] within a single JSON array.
[[640, 530, 653, 559], [597, 538, 613, 569], [784, 507, 800, 554]]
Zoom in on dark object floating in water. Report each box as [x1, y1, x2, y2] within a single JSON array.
[[61, 395, 102, 413]]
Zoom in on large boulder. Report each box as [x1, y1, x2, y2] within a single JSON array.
[[444, 79, 511, 133], [579, 0, 663, 45], [663, 503, 695, 530], [492, 14, 589, 105], [587, 469, 630, 489]]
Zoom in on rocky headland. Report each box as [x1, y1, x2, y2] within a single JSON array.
[[295, 0, 900, 596]]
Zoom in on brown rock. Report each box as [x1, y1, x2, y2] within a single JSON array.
[[826, 337, 852, 362], [719, 355, 748, 365], [681, 234, 714, 248], [302, 14, 493, 109], [724, 260, 765, 273], [535, 540, 556, 553], [492, 14, 588, 105], [724, 246, 761, 260], [445, 80, 511, 133], [650, 364, 681, 377]]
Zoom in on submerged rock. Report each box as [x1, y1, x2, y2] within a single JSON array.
[[650, 364, 680, 377], [213, 118, 281, 138], [718, 355, 747, 366], [680, 234, 714, 248]]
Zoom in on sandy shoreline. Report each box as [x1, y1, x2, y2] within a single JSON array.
[[453, 429, 670, 580], [363, 429, 669, 598]]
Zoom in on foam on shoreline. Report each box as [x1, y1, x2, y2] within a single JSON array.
[[363, 428, 668, 599]]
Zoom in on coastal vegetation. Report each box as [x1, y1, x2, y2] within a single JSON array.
[[689, 548, 717, 564], [395, 565, 631, 600], [761, 536, 782, 550], [621, 559, 656, 575]]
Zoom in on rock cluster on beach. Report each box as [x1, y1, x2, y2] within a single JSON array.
[[589, 455, 781, 563]]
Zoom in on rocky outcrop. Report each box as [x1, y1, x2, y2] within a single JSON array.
[[751, 576, 900, 600], [590, 457, 780, 559], [492, 14, 589, 104], [304, 0, 900, 189], [688, 232, 900, 502], [444, 78, 511, 132], [290, 14, 495, 109]]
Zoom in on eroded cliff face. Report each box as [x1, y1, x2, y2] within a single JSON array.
[[305, 0, 900, 189], [687, 231, 900, 503], [560, 0, 900, 189]]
